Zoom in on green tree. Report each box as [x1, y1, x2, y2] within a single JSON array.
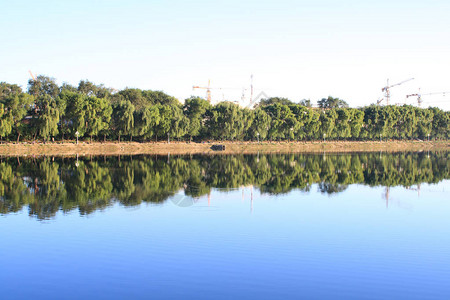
[[299, 99, 312, 108], [27, 75, 59, 98], [259, 97, 293, 106], [85, 96, 112, 141], [206, 102, 243, 140], [60, 82, 78, 93], [34, 95, 61, 141], [0, 103, 13, 142], [114, 89, 180, 111], [135, 105, 160, 141], [156, 104, 173, 142], [183, 96, 210, 141], [334, 108, 352, 139], [112, 100, 135, 142], [317, 96, 349, 109], [170, 110, 190, 141], [0, 82, 22, 98], [319, 109, 337, 139], [263, 103, 297, 141], [248, 107, 271, 141], [350, 109, 364, 139], [396, 106, 417, 139], [78, 80, 113, 98], [60, 90, 88, 139], [430, 107, 449, 139], [1, 93, 34, 143], [415, 108, 434, 139]]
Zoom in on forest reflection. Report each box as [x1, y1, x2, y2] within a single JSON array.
[[0, 152, 448, 220]]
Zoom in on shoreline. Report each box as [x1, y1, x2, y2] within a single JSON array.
[[0, 141, 449, 156]]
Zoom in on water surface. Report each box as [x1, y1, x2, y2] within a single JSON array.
[[1, 152, 449, 299]]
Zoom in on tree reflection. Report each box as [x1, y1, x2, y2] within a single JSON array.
[[0, 152, 448, 219]]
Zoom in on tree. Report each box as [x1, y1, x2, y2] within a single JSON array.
[[0, 103, 13, 142], [60, 90, 88, 140], [85, 96, 112, 141], [289, 104, 312, 140], [60, 83, 77, 93], [396, 106, 417, 139], [78, 80, 113, 98], [183, 96, 210, 141], [263, 103, 297, 141], [319, 109, 337, 139], [27, 75, 59, 98], [303, 109, 321, 140], [0, 86, 34, 142], [27, 77, 60, 141], [155, 104, 172, 142], [0, 82, 22, 98], [317, 96, 349, 109], [334, 108, 352, 139], [35, 95, 61, 141], [430, 107, 449, 139], [112, 88, 146, 110], [206, 102, 243, 140], [114, 89, 180, 111], [143, 90, 179, 106], [239, 108, 255, 140], [349, 109, 364, 139], [248, 107, 271, 141], [170, 106, 190, 141], [415, 108, 434, 139], [112, 100, 135, 142], [135, 105, 160, 141], [259, 97, 293, 106], [299, 99, 312, 108]]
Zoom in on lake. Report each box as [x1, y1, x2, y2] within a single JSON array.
[[1, 152, 449, 299]]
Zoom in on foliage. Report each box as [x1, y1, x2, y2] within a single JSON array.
[[259, 97, 293, 106], [112, 100, 135, 141], [0, 76, 447, 142], [317, 96, 349, 109], [0, 152, 447, 219]]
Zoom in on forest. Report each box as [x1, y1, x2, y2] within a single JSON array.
[[0, 152, 448, 219], [0, 76, 449, 143]]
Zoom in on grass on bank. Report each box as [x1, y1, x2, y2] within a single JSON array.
[[0, 140, 448, 156]]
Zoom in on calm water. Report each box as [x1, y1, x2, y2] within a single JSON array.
[[1, 152, 449, 299]]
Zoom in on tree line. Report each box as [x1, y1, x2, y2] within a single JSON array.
[[0, 76, 449, 143], [0, 152, 448, 219]]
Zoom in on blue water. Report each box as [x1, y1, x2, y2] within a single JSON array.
[[1, 180, 449, 299]]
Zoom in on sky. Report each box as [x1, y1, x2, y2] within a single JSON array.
[[1, 0, 450, 109]]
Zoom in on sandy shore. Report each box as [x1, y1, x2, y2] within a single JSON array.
[[0, 140, 448, 156]]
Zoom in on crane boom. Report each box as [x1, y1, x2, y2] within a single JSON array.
[[28, 70, 37, 81], [192, 80, 212, 102], [193, 80, 249, 103], [193, 75, 257, 106], [380, 77, 414, 105], [382, 77, 414, 91], [406, 90, 449, 107]]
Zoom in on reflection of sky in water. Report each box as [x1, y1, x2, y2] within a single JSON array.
[[1, 181, 449, 299]]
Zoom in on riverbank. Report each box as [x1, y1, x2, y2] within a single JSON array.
[[0, 140, 448, 156]]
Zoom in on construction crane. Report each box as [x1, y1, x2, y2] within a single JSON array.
[[193, 80, 213, 103], [406, 89, 449, 107], [379, 78, 414, 105], [28, 70, 37, 81], [193, 80, 247, 104]]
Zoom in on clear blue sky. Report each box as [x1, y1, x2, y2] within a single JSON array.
[[1, 0, 449, 109]]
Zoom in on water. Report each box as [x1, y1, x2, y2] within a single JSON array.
[[0, 152, 449, 299]]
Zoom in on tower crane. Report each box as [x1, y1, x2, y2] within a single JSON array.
[[28, 70, 37, 81], [193, 80, 247, 104], [193, 80, 213, 103], [406, 89, 449, 107], [379, 78, 414, 105]]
